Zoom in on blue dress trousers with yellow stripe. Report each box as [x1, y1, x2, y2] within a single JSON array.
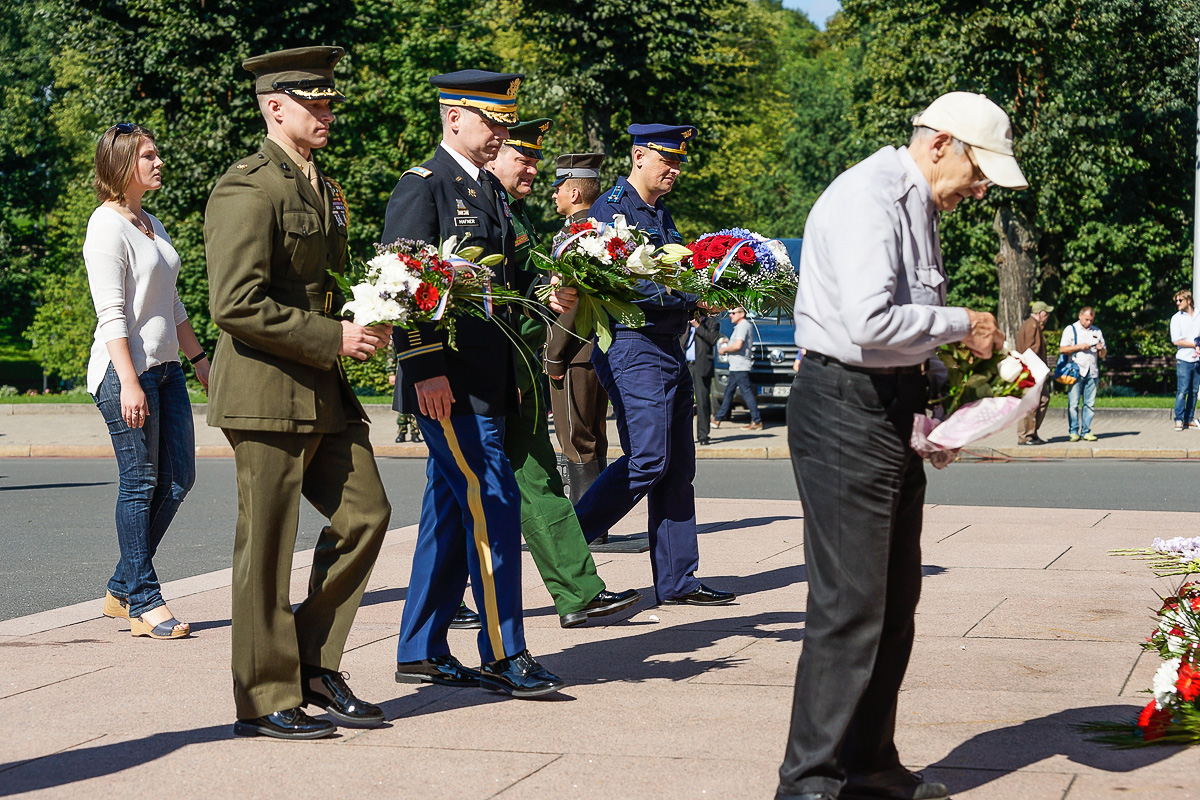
[[383, 145, 526, 664]]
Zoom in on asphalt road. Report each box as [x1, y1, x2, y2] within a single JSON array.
[[3, 457, 1197, 621]]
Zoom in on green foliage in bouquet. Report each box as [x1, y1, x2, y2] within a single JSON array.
[[529, 226, 646, 354], [932, 344, 1025, 417]]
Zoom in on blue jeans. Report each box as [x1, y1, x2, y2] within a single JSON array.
[[93, 361, 196, 618], [1175, 359, 1200, 424], [715, 370, 761, 423], [1067, 373, 1099, 436]]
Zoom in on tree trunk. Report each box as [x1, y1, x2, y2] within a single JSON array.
[[993, 206, 1039, 344], [584, 106, 613, 165]]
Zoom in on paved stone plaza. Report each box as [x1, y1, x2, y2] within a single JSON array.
[[1, 496, 1197, 798]]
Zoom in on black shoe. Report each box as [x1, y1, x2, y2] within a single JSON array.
[[776, 793, 835, 800], [411, 429, 423, 443], [479, 649, 566, 698], [302, 669, 384, 727], [233, 707, 336, 740], [395, 432, 407, 443], [698, 437, 711, 446], [559, 589, 642, 628], [842, 770, 949, 800], [449, 603, 482, 630], [661, 583, 736, 606], [1030, 435, 1046, 444], [395, 654, 482, 687]]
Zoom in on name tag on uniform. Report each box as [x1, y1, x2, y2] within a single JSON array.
[[455, 217, 480, 227]]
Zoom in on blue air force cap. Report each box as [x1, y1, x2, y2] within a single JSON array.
[[504, 118, 552, 160], [628, 123, 698, 162], [430, 70, 523, 126]]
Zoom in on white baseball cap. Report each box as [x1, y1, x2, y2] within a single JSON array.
[[912, 92, 1028, 190]]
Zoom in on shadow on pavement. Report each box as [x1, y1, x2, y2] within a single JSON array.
[[924, 704, 1181, 793], [700, 515, 802, 534], [0, 724, 230, 796]]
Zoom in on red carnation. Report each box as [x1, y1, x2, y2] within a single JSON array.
[[736, 244, 756, 265], [606, 238, 631, 259], [1017, 370, 1036, 389], [415, 282, 439, 311], [1137, 700, 1172, 740], [569, 221, 594, 235]]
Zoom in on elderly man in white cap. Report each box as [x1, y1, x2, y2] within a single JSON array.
[[775, 92, 1027, 800]]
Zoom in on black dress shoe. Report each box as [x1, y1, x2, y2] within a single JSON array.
[[698, 437, 711, 446], [661, 583, 736, 606], [776, 793, 835, 800], [233, 707, 336, 740], [559, 588, 642, 628], [449, 603, 482, 630], [302, 670, 385, 727], [479, 649, 566, 698], [395, 654, 482, 687], [395, 432, 407, 443], [842, 769, 948, 800]]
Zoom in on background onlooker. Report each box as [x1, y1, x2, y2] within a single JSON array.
[[85, 123, 210, 640], [1016, 300, 1053, 445], [682, 314, 721, 445], [1169, 289, 1200, 431], [1060, 306, 1106, 442], [713, 306, 763, 430]]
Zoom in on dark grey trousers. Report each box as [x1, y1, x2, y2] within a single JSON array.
[[777, 356, 928, 798]]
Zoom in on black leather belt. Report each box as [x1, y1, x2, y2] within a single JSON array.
[[808, 351, 927, 376]]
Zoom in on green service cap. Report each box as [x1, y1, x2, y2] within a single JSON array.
[[242, 46, 346, 101]]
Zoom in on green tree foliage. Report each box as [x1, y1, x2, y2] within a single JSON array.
[[23, 269, 95, 385], [841, 0, 1200, 353]]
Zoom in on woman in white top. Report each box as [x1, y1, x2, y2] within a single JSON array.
[[84, 123, 210, 639]]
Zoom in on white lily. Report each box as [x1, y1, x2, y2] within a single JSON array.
[[658, 243, 693, 264], [610, 214, 633, 241], [439, 236, 460, 259], [625, 243, 660, 275]]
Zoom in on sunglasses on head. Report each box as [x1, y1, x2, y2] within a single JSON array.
[[110, 122, 136, 135]]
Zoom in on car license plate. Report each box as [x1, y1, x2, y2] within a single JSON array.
[[760, 385, 790, 397]]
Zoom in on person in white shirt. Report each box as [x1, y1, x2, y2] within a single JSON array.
[[1169, 289, 1200, 430], [713, 306, 762, 430], [776, 92, 1022, 800], [1059, 306, 1106, 442], [84, 123, 210, 640]]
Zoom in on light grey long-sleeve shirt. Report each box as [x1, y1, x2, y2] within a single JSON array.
[[793, 145, 971, 368]]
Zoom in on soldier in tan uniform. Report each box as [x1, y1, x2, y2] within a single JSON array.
[[204, 46, 392, 740]]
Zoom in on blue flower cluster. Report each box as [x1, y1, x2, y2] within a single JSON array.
[[712, 228, 780, 273]]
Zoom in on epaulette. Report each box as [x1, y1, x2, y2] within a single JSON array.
[[404, 166, 433, 179], [230, 152, 270, 175], [606, 185, 625, 203]]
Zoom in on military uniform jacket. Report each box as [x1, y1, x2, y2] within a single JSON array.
[[204, 138, 364, 432], [589, 176, 696, 337], [382, 145, 519, 417]]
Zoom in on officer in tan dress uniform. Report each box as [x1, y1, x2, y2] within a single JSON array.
[[204, 46, 392, 740], [545, 153, 610, 502]]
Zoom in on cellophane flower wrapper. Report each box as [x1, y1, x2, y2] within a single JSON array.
[[677, 229, 797, 313], [910, 348, 1050, 463]]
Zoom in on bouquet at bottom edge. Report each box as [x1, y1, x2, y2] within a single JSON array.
[[332, 236, 516, 348], [1078, 556, 1200, 747], [910, 344, 1050, 469]]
